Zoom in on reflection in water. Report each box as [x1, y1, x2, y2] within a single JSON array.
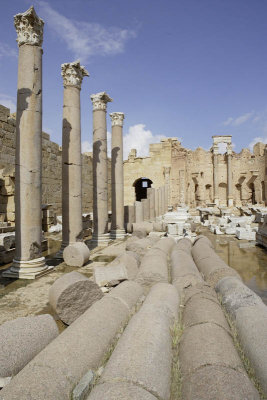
[[203, 229, 267, 304]]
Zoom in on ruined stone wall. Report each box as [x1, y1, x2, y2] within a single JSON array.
[[124, 137, 267, 208]]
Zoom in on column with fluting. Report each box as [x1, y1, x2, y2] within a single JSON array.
[[4, 7, 47, 279], [110, 112, 125, 238], [227, 144, 233, 207], [60, 61, 89, 254], [213, 144, 219, 205], [91, 92, 112, 245]]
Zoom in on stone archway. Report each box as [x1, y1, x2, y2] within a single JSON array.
[[133, 177, 153, 201]]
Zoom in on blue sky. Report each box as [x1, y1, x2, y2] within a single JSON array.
[[1, 0, 267, 158]]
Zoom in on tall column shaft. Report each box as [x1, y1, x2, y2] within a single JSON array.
[[110, 112, 125, 238], [4, 7, 47, 279], [227, 152, 233, 206], [155, 188, 159, 217], [147, 187, 155, 221], [135, 201, 144, 222], [91, 92, 112, 245], [213, 147, 219, 205], [142, 198, 150, 221], [161, 186, 165, 215]]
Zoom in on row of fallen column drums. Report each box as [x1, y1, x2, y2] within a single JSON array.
[[1, 234, 267, 399]]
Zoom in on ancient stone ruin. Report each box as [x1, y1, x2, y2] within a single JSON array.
[[0, 5, 267, 400]]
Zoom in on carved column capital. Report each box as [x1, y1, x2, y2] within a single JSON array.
[[227, 144, 233, 155], [163, 166, 171, 177], [110, 112, 124, 127], [14, 6, 44, 47], [213, 144, 219, 155], [91, 92, 112, 111], [61, 61, 89, 89]]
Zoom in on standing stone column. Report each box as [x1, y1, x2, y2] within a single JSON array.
[[142, 198, 150, 221], [213, 144, 219, 205], [161, 186, 165, 215], [91, 92, 112, 246], [163, 167, 171, 209], [4, 7, 47, 279], [164, 184, 168, 212], [135, 201, 144, 222], [155, 188, 159, 217], [110, 112, 125, 239], [227, 144, 233, 207], [60, 61, 89, 254], [147, 187, 155, 221]]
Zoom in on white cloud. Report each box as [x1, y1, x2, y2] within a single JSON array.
[[123, 124, 169, 159], [38, 1, 137, 62], [0, 43, 17, 59], [223, 112, 254, 127], [248, 136, 267, 151], [0, 94, 16, 113], [82, 124, 171, 159]]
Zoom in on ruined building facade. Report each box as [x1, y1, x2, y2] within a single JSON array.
[[0, 103, 267, 226]]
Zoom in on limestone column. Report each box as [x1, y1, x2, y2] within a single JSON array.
[[91, 92, 112, 245], [60, 61, 89, 253], [163, 167, 171, 209], [213, 144, 219, 205], [110, 112, 125, 238], [164, 184, 168, 212], [135, 201, 144, 222], [3, 7, 47, 279], [147, 187, 155, 221], [227, 144, 233, 207], [142, 198, 150, 221], [161, 186, 165, 215], [155, 188, 159, 217]]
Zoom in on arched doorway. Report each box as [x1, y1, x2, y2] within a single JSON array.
[[249, 183, 256, 204], [133, 177, 153, 201]]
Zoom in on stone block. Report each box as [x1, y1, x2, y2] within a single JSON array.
[[109, 251, 139, 280], [49, 271, 103, 325], [0, 315, 58, 385], [94, 264, 128, 287]]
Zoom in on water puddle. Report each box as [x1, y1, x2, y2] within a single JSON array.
[[201, 228, 267, 304]]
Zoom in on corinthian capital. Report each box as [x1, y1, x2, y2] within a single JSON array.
[[91, 92, 112, 111], [14, 6, 44, 47], [110, 112, 124, 127], [61, 60, 89, 89]]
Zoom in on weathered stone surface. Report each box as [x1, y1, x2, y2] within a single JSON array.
[[135, 248, 168, 288], [0, 315, 58, 381], [182, 365, 260, 400], [108, 251, 139, 280], [72, 370, 94, 400], [49, 271, 103, 325], [0, 282, 143, 400], [125, 238, 152, 258], [184, 282, 218, 305], [98, 283, 179, 400], [183, 294, 231, 333], [132, 222, 153, 234], [88, 382, 157, 400], [235, 306, 267, 395], [63, 242, 90, 267], [180, 323, 243, 376], [216, 276, 264, 317], [94, 264, 128, 287], [107, 281, 144, 311], [152, 236, 175, 255], [132, 229, 147, 238]]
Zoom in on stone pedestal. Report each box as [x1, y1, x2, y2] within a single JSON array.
[[3, 7, 47, 279], [91, 92, 112, 246], [57, 61, 89, 257], [110, 113, 125, 239]]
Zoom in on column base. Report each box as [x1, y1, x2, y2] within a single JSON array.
[[228, 198, 234, 207], [110, 229, 126, 239], [2, 257, 52, 280], [90, 233, 111, 247]]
